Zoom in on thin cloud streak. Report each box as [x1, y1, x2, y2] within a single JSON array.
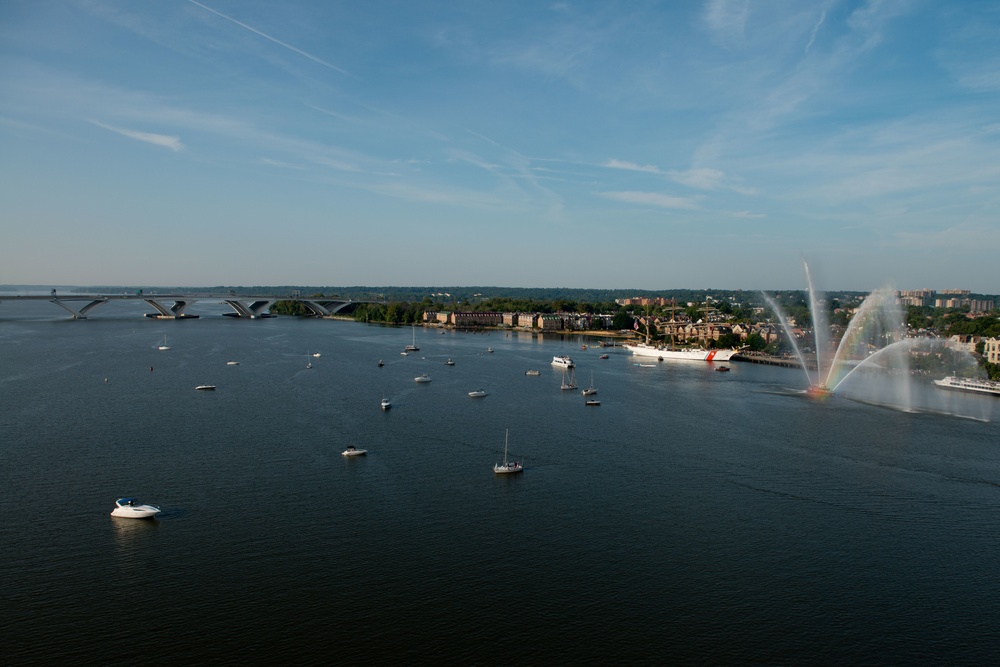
[[186, 0, 354, 78], [90, 120, 183, 151], [600, 191, 700, 209], [604, 159, 662, 174]]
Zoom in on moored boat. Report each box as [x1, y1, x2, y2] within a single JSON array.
[[342, 445, 367, 457], [493, 429, 522, 474], [552, 355, 575, 368], [414, 374, 432, 383], [623, 342, 736, 361], [195, 385, 216, 391], [468, 389, 488, 398]]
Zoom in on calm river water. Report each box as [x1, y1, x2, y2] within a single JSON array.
[[2, 299, 999, 665]]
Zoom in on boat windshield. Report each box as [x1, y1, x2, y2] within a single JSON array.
[[116, 497, 137, 506]]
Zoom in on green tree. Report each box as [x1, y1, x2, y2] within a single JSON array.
[[745, 333, 767, 351]]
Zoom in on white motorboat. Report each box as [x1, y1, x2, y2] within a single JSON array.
[[312, 353, 321, 358], [524, 369, 540, 376], [381, 396, 391, 410], [195, 385, 216, 391], [227, 361, 239, 365], [493, 429, 522, 474], [110, 497, 161, 519], [414, 374, 432, 383], [468, 389, 488, 398], [486, 347, 494, 353], [342, 445, 367, 457], [585, 399, 601, 406], [551, 355, 575, 368], [157, 335, 170, 351], [445, 358, 455, 365]]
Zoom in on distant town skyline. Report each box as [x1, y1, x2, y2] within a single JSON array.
[[2, 1, 998, 292]]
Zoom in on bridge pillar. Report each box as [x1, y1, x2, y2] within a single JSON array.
[[143, 298, 199, 319], [222, 299, 275, 318], [49, 297, 108, 319]]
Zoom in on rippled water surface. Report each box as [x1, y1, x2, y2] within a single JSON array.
[[2, 300, 999, 665]]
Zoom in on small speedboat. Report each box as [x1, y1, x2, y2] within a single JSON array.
[[599, 354, 609, 360], [715, 366, 731, 372], [381, 397, 391, 410], [227, 361, 239, 365], [486, 347, 494, 353], [445, 358, 455, 365], [414, 374, 432, 383], [312, 353, 321, 358], [110, 497, 161, 519], [468, 389, 488, 398], [524, 369, 540, 376], [585, 399, 601, 406], [378, 359, 384, 367], [342, 446, 367, 457], [195, 385, 216, 391]]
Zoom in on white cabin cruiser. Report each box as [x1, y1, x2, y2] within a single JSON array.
[[342, 445, 367, 457], [110, 497, 161, 519]]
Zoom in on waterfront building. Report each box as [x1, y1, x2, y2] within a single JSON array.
[[945, 335, 978, 353], [451, 311, 503, 328], [985, 338, 1000, 364], [537, 314, 562, 331]]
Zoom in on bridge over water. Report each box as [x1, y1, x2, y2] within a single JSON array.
[[0, 293, 377, 319]]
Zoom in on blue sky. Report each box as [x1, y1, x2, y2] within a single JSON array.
[[2, 1, 998, 292]]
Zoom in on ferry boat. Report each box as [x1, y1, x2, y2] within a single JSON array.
[[622, 342, 736, 362], [933, 375, 1000, 397], [551, 355, 575, 368]]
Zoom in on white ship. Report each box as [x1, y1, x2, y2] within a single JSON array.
[[933, 375, 1000, 397], [551, 355, 575, 368], [623, 342, 736, 362]]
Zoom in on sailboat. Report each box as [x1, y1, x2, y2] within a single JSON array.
[[560, 367, 577, 390], [493, 429, 522, 474], [404, 325, 419, 352], [157, 335, 169, 351], [581, 372, 597, 396]]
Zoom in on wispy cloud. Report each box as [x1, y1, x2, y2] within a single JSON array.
[[604, 159, 662, 174], [599, 191, 700, 209], [90, 120, 183, 151], [702, 0, 750, 47], [804, 9, 826, 55], [259, 157, 304, 170], [669, 167, 758, 195], [186, 0, 354, 78]]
